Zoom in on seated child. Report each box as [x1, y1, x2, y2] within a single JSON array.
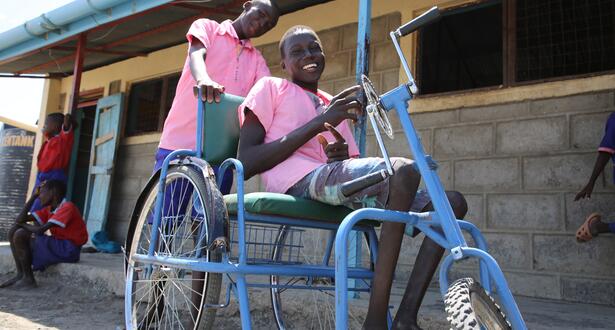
[[0, 180, 88, 288], [156, 0, 279, 194], [237, 25, 469, 330], [31, 112, 75, 212], [575, 112, 615, 242]]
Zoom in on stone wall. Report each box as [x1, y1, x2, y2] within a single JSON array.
[[367, 91, 615, 306]]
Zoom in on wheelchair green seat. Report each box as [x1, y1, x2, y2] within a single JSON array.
[[204, 93, 379, 228]]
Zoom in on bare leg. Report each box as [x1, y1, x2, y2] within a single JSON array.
[[589, 217, 612, 236], [392, 191, 468, 330], [12, 228, 36, 287], [364, 160, 421, 329], [0, 225, 27, 288]]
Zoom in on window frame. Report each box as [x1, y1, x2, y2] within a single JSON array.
[[416, 0, 615, 97], [125, 72, 181, 137]]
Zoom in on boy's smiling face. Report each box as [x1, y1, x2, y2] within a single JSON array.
[[281, 30, 325, 91]]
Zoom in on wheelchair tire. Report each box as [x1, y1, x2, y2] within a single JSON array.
[[270, 227, 374, 330], [125, 165, 224, 330], [444, 277, 511, 330]]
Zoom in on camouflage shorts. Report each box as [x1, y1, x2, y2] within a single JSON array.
[[286, 157, 431, 212]]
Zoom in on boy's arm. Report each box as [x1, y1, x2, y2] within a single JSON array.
[[238, 86, 362, 179], [15, 187, 40, 224], [239, 110, 324, 179], [18, 222, 55, 235], [189, 39, 224, 104], [575, 151, 611, 200]]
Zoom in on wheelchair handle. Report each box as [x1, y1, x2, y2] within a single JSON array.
[[340, 169, 389, 197], [396, 6, 441, 37]]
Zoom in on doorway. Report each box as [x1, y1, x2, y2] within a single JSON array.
[[67, 88, 104, 213]]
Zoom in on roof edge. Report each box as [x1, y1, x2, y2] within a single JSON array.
[[0, 0, 174, 64], [0, 115, 37, 132]]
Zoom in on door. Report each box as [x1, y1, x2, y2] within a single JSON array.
[[66, 105, 96, 212], [83, 93, 124, 240]]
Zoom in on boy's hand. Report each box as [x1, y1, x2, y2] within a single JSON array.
[[63, 113, 72, 131], [194, 80, 225, 104], [574, 182, 595, 201], [317, 123, 349, 163], [33, 181, 45, 197], [321, 85, 362, 128]]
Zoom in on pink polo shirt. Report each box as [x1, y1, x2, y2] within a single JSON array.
[[159, 19, 270, 151], [239, 77, 360, 194]]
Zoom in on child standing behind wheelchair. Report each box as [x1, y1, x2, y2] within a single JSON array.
[[31, 112, 75, 212], [237, 25, 469, 330], [155, 0, 279, 194]]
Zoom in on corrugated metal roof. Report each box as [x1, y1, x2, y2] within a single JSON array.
[[0, 0, 332, 76]]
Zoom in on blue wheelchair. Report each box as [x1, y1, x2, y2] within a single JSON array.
[[124, 6, 526, 330]]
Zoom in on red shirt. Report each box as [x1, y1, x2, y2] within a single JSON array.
[[37, 128, 74, 173], [33, 200, 88, 246]]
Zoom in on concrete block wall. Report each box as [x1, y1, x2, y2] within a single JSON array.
[[107, 142, 158, 243], [366, 90, 615, 306]]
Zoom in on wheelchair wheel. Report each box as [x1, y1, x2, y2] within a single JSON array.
[[270, 226, 374, 330], [444, 277, 511, 330], [125, 165, 224, 330]]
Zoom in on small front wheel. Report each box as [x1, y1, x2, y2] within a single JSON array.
[[444, 277, 511, 330]]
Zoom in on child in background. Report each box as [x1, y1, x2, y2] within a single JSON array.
[[156, 0, 279, 194], [1, 180, 88, 288], [575, 112, 615, 242], [237, 25, 469, 330], [31, 112, 75, 212]]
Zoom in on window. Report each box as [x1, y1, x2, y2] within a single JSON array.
[[516, 0, 615, 82], [417, 0, 615, 95], [125, 73, 180, 136]]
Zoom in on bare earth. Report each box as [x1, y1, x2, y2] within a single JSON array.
[[0, 273, 124, 330], [0, 273, 449, 330]]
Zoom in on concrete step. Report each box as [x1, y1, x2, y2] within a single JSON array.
[[0, 242, 124, 296]]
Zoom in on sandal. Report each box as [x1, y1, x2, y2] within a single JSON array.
[[576, 213, 601, 243]]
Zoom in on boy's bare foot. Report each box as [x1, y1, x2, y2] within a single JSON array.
[[0, 273, 23, 288], [12, 277, 38, 289], [392, 320, 423, 330]]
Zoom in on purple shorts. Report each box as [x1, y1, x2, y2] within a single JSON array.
[[31, 235, 81, 271]]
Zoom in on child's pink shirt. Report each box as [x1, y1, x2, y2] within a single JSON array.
[[239, 77, 360, 194], [159, 19, 270, 151]]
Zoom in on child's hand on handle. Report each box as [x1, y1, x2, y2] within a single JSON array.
[[317, 123, 349, 163], [320, 85, 363, 128], [194, 79, 225, 104]]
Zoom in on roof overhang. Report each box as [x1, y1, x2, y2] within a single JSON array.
[[0, 0, 332, 76]]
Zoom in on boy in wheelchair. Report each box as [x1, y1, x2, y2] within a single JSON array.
[[237, 25, 469, 330]]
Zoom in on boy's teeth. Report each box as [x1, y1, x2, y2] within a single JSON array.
[[303, 64, 317, 70]]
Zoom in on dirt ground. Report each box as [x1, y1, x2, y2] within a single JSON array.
[[0, 273, 449, 330], [0, 273, 124, 330]]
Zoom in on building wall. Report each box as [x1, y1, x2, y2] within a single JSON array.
[[375, 91, 615, 305], [36, 0, 615, 305]]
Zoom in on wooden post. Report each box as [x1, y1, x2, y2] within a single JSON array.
[[67, 33, 87, 115]]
